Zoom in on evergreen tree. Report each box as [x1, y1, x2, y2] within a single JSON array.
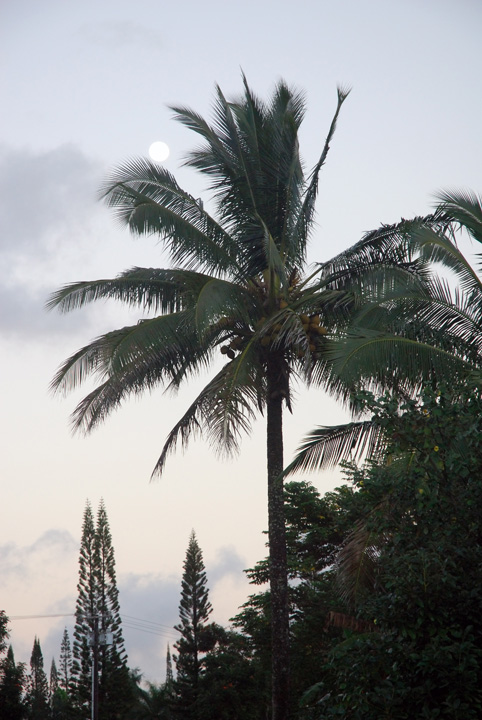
[[95, 500, 133, 720], [174, 531, 212, 718], [71, 499, 132, 719], [72, 501, 97, 714], [164, 644, 173, 694], [26, 637, 50, 719], [0, 645, 26, 720], [58, 628, 72, 695], [49, 659, 58, 704]]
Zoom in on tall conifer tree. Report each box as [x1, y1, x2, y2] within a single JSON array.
[[58, 628, 72, 695], [49, 659, 58, 704], [72, 501, 97, 713], [174, 531, 212, 717], [94, 500, 131, 719], [26, 637, 50, 719], [71, 499, 131, 719], [165, 644, 174, 694]]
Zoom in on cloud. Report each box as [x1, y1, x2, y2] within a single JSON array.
[[0, 143, 157, 343], [1, 530, 79, 673], [0, 144, 108, 338], [0, 144, 101, 259], [0, 529, 78, 591], [118, 572, 180, 683], [209, 544, 246, 585]]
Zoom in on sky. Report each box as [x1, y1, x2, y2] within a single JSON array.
[[1, 0, 481, 684]]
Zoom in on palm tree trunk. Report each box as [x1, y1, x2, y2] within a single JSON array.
[[266, 359, 290, 720]]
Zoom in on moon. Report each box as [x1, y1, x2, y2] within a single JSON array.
[[148, 141, 170, 162]]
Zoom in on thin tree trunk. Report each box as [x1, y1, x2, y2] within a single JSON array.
[[266, 359, 290, 720]]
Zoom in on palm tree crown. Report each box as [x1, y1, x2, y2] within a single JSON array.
[[48, 80, 354, 469]]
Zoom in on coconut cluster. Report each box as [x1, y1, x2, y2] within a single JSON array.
[[220, 336, 244, 359], [295, 313, 328, 358]]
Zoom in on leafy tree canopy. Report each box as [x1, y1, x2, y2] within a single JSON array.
[[301, 387, 482, 719]]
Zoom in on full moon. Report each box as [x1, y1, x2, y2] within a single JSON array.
[[148, 141, 170, 162]]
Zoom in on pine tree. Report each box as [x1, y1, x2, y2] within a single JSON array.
[[174, 531, 212, 717], [26, 637, 50, 719], [58, 628, 72, 695], [0, 645, 26, 720], [49, 659, 58, 704], [71, 501, 97, 714], [95, 499, 133, 719], [95, 499, 127, 662], [165, 644, 174, 694], [71, 499, 133, 719]]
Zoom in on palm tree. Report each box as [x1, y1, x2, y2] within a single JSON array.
[[287, 189, 482, 476], [48, 78, 445, 719]]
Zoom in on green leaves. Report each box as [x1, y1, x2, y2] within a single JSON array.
[[100, 157, 238, 277], [298, 388, 482, 718], [286, 420, 385, 475]]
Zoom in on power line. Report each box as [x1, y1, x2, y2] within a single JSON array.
[[121, 614, 180, 633], [122, 622, 178, 639], [9, 612, 180, 639]]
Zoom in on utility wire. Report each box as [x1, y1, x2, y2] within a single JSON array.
[[9, 612, 180, 639], [121, 614, 179, 632], [122, 623, 178, 639]]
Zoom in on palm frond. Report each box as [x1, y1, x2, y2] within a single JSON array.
[[46, 267, 220, 315], [326, 329, 477, 395], [435, 188, 482, 244], [414, 225, 482, 298], [174, 78, 309, 277], [319, 212, 449, 282], [50, 311, 211, 402], [100, 158, 238, 277], [285, 420, 385, 475], [193, 277, 256, 337], [293, 86, 350, 246], [152, 358, 262, 478]]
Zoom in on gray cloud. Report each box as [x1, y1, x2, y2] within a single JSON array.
[[0, 529, 78, 589], [119, 572, 180, 683], [0, 144, 106, 338], [0, 144, 148, 343], [0, 144, 101, 256], [208, 544, 246, 585]]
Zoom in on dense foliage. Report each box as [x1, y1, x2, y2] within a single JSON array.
[[299, 388, 482, 719]]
